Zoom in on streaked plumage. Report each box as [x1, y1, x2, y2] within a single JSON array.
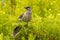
[[18, 6, 32, 22], [12, 6, 32, 37]]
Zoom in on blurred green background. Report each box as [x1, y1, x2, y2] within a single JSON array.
[[0, 0, 60, 40]]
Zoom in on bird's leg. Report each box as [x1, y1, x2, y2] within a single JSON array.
[[27, 22, 28, 27], [24, 22, 28, 27]]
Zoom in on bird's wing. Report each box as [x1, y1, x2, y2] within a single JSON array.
[[18, 13, 24, 19]]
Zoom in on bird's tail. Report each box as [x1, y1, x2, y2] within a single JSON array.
[[12, 21, 21, 37]]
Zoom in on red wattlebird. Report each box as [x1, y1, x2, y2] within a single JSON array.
[[12, 6, 32, 37]]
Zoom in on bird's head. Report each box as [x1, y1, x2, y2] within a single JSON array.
[[24, 6, 31, 11]]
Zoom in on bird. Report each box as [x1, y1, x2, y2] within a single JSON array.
[[18, 6, 32, 22], [12, 6, 32, 37]]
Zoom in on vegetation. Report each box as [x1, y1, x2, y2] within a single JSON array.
[[0, 0, 60, 40]]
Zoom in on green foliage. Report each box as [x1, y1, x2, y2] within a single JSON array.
[[0, 0, 60, 40]]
